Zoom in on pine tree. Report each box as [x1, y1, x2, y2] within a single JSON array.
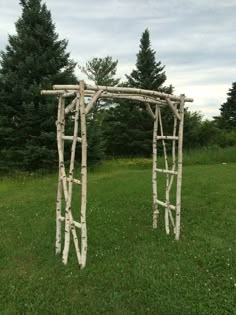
[[219, 82, 236, 129], [79, 56, 120, 163], [79, 56, 120, 86], [104, 28, 171, 158], [0, 0, 76, 171], [102, 104, 152, 157], [126, 29, 167, 91]]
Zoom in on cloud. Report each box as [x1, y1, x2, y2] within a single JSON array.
[[0, 0, 235, 118]]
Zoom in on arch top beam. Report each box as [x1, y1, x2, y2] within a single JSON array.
[[41, 90, 170, 106], [52, 82, 194, 103]]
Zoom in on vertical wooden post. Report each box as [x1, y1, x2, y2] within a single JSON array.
[[152, 105, 159, 228], [55, 95, 71, 264], [171, 110, 177, 173], [79, 80, 88, 268], [175, 95, 185, 240], [63, 92, 82, 266], [55, 90, 83, 266], [158, 108, 170, 235], [166, 107, 178, 234], [56, 96, 65, 254]]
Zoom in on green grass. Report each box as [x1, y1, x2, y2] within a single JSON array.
[[96, 146, 236, 171], [183, 145, 236, 165], [0, 160, 236, 314]]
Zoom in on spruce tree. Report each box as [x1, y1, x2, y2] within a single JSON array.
[[102, 104, 152, 157], [126, 29, 167, 90], [219, 82, 236, 129], [104, 28, 170, 157], [0, 0, 76, 171]]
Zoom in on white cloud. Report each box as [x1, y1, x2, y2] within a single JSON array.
[[0, 0, 235, 119]]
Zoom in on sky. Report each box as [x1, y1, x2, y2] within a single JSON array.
[[0, 0, 235, 118]]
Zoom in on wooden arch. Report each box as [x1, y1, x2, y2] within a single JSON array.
[[41, 81, 193, 268]]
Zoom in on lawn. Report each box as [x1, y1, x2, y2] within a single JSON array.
[[0, 160, 235, 314]]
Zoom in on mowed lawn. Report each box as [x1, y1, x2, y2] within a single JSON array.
[[0, 162, 235, 314]]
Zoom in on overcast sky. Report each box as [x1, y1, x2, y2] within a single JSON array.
[[0, 0, 235, 118]]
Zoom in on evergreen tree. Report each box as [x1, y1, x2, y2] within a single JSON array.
[[218, 82, 236, 129], [126, 28, 167, 91], [79, 56, 120, 163], [102, 104, 152, 157], [87, 111, 106, 163], [79, 56, 120, 86], [103, 29, 171, 158], [0, 0, 76, 171]]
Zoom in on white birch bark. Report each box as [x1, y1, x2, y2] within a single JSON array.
[[156, 199, 176, 210], [166, 97, 181, 120], [79, 80, 88, 269], [55, 96, 65, 254], [155, 168, 177, 175], [145, 103, 155, 120], [53, 84, 194, 102], [65, 97, 77, 114], [99, 94, 165, 105], [55, 95, 81, 265], [85, 90, 103, 114], [41, 90, 76, 97], [167, 109, 178, 234], [63, 92, 82, 266], [152, 105, 159, 228], [158, 108, 170, 235], [175, 95, 185, 240]]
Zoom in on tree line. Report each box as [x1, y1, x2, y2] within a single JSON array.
[[0, 0, 235, 172]]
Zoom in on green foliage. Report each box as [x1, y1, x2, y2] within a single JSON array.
[[198, 120, 222, 146], [183, 145, 236, 165], [183, 111, 236, 149], [0, 0, 76, 171], [101, 29, 173, 158], [87, 114, 106, 164], [79, 56, 121, 163], [217, 82, 236, 129], [0, 160, 235, 314], [95, 146, 236, 170], [183, 110, 202, 149], [102, 102, 153, 157], [126, 29, 166, 90], [217, 129, 236, 147], [1, 2, 234, 172], [80, 56, 120, 86]]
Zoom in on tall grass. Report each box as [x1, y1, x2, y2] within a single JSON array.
[[93, 146, 236, 172], [183, 145, 236, 165]]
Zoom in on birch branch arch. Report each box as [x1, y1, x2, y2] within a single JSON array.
[[41, 80, 193, 268]]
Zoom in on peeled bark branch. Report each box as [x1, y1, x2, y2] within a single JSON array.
[[79, 81, 88, 269], [145, 103, 155, 119], [65, 98, 77, 114], [166, 97, 181, 120], [85, 89, 103, 114], [53, 84, 194, 102], [152, 105, 159, 228], [175, 95, 185, 240]]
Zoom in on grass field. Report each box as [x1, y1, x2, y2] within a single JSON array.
[[0, 158, 236, 314]]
